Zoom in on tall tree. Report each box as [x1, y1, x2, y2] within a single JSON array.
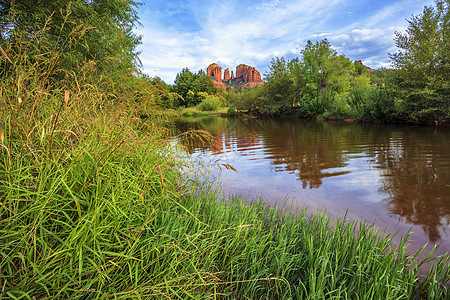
[[300, 39, 353, 98], [389, 0, 450, 123], [262, 57, 294, 114], [173, 68, 216, 106], [0, 0, 142, 74]]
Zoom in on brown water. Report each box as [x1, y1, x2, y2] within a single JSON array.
[[176, 117, 450, 265]]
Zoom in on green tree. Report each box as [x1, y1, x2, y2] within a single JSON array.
[[300, 39, 354, 97], [173, 68, 195, 101], [389, 0, 450, 123], [173, 68, 216, 106], [0, 0, 142, 75], [287, 57, 304, 106], [261, 57, 295, 114], [231, 86, 264, 111]]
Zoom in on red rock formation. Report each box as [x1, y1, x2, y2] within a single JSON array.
[[357, 60, 375, 73], [207, 63, 226, 89], [207, 63, 222, 81], [235, 64, 263, 86], [235, 64, 248, 79], [207, 63, 263, 89], [224, 68, 230, 81], [216, 81, 226, 89]]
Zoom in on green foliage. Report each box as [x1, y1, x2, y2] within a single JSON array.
[[299, 39, 355, 97], [173, 68, 217, 106], [330, 93, 351, 118], [353, 74, 371, 87], [227, 106, 239, 116], [261, 57, 295, 115], [196, 91, 209, 102], [232, 40, 381, 119], [0, 0, 142, 76], [197, 95, 222, 111], [354, 60, 367, 75], [231, 86, 264, 111], [347, 86, 397, 122], [389, 0, 450, 123], [299, 91, 334, 118]]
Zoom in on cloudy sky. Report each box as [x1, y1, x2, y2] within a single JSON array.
[[135, 0, 433, 84]]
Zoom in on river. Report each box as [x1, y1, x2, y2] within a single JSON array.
[[175, 116, 450, 266]]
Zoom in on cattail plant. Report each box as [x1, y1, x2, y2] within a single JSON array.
[[64, 90, 69, 105], [0, 122, 4, 144]]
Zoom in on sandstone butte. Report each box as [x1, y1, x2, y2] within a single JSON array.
[[357, 60, 376, 72], [206, 63, 264, 89]]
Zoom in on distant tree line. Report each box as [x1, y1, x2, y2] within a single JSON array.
[[228, 0, 449, 124]]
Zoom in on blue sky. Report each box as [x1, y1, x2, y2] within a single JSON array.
[[135, 0, 433, 84]]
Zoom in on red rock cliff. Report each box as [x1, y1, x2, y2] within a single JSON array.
[[207, 63, 222, 81], [224, 68, 230, 81], [207, 63, 226, 89], [235, 64, 263, 87], [207, 63, 263, 88]]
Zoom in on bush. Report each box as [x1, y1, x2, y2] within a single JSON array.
[[197, 95, 221, 111], [300, 92, 334, 117], [348, 86, 397, 122], [329, 94, 352, 118], [227, 106, 239, 116]]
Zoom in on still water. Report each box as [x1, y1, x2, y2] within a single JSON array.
[[176, 117, 450, 262]]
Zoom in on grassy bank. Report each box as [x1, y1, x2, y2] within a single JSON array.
[[179, 107, 228, 117], [1, 91, 450, 299]]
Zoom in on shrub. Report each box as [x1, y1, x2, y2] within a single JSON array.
[[329, 94, 351, 118], [227, 106, 239, 116], [300, 92, 334, 117], [197, 95, 221, 111], [348, 86, 397, 122]]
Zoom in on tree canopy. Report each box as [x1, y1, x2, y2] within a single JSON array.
[[173, 68, 217, 106], [389, 0, 450, 122], [0, 0, 142, 75], [257, 39, 371, 115]]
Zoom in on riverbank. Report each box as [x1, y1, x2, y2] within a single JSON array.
[[1, 98, 449, 298], [225, 107, 450, 126]]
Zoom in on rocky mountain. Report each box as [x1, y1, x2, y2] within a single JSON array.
[[207, 63, 264, 89]]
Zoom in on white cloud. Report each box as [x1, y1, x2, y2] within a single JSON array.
[[136, 0, 434, 83], [319, 26, 407, 68]]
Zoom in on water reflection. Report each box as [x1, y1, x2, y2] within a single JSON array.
[[175, 117, 450, 249], [375, 130, 450, 243]]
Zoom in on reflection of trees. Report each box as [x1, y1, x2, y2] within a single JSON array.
[[256, 120, 356, 188], [177, 117, 366, 188], [176, 117, 450, 244], [372, 127, 450, 243], [174, 117, 230, 154]]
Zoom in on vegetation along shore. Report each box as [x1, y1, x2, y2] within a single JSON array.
[[1, 0, 449, 299]]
